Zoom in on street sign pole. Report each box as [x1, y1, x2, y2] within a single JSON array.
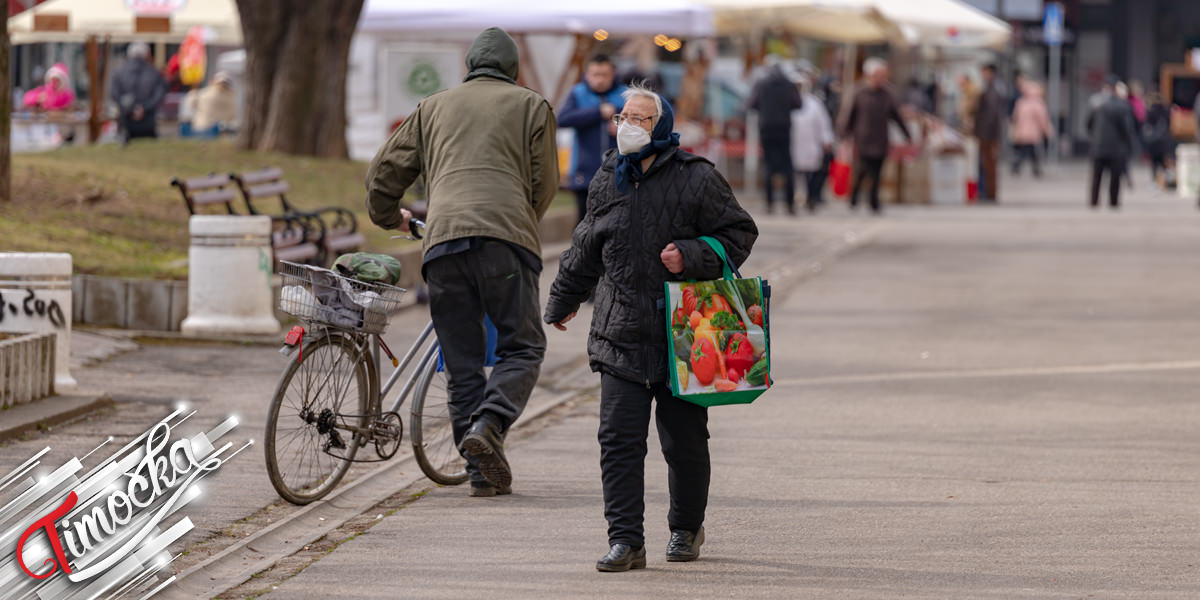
[[1044, 2, 1064, 163], [1048, 44, 1061, 163]]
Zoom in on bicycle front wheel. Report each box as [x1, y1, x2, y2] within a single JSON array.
[[265, 331, 369, 505], [410, 348, 469, 485]]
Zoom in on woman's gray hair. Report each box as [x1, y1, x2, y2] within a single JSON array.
[[621, 82, 662, 119], [128, 42, 150, 60], [863, 57, 887, 77]]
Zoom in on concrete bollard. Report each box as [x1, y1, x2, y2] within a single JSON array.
[[181, 216, 280, 337], [1177, 144, 1199, 199], [0, 252, 77, 392]]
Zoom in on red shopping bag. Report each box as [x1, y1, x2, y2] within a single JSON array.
[[830, 159, 851, 198]]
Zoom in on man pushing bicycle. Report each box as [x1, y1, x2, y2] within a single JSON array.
[[366, 27, 559, 497]]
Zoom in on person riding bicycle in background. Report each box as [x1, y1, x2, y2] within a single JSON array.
[[366, 27, 559, 497]]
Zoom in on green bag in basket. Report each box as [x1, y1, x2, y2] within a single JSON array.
[[333, 252, 403, 285], [665, 237, 771, 407]]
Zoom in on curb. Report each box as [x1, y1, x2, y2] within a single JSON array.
[[160, 385, 591, 600], [0, 392, 115, 443]]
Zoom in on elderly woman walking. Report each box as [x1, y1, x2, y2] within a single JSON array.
[[545, 84, 757, 572]]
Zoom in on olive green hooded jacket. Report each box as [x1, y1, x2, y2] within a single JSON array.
[[366, 27, 559, 258]]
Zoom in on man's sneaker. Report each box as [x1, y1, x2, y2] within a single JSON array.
[[459, 415, 512, 488], [666, 527, 704, 562], [468, 481, 512, 497], [596, 544, 646, 572]]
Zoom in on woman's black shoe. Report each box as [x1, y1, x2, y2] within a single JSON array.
[[666, 527, 704, 562], [596, 544, 646, 572]]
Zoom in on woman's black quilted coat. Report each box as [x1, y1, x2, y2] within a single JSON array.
[[544, 147, 758, 385]]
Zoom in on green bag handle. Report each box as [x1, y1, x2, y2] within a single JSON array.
[[698, 236, 741, 280]]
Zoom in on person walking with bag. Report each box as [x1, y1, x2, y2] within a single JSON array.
[[840, 57, 912, 214], [544, 84, 757, 572], [366, 27, 558, 497]]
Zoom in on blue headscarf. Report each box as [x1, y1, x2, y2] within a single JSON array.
[[614, 95, 681, 194]]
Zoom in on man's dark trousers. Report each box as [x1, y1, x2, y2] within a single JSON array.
[[424, 240, 546, 483], [1090, 157, 1125, 207], [761, 131, 795, 212], [599, 373, 710, 547], [851, 156, 886, 212]]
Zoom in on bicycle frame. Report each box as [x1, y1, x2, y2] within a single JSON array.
[[376, 321, 440, 415]]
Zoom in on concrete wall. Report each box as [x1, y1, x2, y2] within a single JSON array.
[[0, 331, 55, 408]]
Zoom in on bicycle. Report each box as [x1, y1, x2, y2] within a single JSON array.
[[264, 220, 468, 505]]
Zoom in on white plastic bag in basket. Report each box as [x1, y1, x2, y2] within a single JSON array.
[[281, 285, 318, 319]]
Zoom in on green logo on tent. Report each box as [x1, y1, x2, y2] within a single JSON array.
[[407, 63, 441, 97]]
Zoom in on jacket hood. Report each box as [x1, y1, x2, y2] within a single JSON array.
[[464, 27, 519, 84], [46, 62, 70, 87]]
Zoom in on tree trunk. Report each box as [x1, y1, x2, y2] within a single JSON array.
[[234, 0, 363, 158], [0, 20, 10, 202]]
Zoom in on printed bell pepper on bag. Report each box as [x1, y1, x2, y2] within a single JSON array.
[[724, 332, 756, 375]]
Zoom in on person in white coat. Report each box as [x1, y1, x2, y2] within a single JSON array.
[[790, 72, 836, 213]]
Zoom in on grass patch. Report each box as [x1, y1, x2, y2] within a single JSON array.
[[4, 138, 573, 279]]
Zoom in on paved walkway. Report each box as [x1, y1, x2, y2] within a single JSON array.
[[4, 160, 1198, 598], [260, 162, 1200, 598]]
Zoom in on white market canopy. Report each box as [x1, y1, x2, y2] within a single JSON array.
[[702, 0, 1011, 48], [360, 0, 715, 37], [9, 0, 242, 46]]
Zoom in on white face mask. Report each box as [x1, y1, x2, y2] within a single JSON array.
[[616, 121, 651, 155]]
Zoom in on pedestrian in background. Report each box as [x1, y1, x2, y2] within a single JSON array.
[[366, 27, 559, 497], [973, 63, 1006, 203], [1143, 92, 1172, 185], [110, 42, 167, 145], [956, 74, 980, 133], [1128, 80, 1147, 124], [544, 85, 757, 573], [559, 55, 628, 223], [1086, 77, 1137, 209], [840, 57, 912, 215], [1010, 80, 1052, 178], [185, 72, 238, 136], [790, 69, 835, 212], [748, 57, 804, 214], [1114, 81, 1140, 189], [22, 62, 74, 111]]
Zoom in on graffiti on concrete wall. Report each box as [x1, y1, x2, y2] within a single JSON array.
[[0, 288, 67, 329]]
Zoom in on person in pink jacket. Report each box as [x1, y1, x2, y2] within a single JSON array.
[[1010, 80, 1053, 177], [22, 63, 75, 111]]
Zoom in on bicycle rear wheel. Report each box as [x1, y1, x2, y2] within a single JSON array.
[[265, 331, 369, 505], [410, 348, 469, 485]]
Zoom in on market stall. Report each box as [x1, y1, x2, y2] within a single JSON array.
[[348, 0, 715, 160], [8, 0, 241, 145]]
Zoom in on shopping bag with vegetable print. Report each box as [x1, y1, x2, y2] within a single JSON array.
[[665, 236, 771, 407]]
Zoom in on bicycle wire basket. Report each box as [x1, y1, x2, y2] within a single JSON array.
[[278, 260, 407, 335]]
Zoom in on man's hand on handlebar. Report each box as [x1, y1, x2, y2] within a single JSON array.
[[396, 208, 413, 233]]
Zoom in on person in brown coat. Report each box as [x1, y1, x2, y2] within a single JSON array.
[[974, 63, 1007, 202], [840, 57, 912, 214]]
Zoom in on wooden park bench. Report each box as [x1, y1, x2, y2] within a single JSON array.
[[230, 167, 367, 264], [170, 173, 322, 264]]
